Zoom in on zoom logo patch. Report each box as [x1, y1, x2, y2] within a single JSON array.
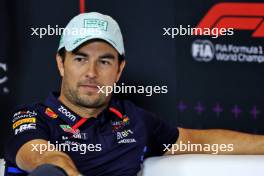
[[58, 106, 77, 121]]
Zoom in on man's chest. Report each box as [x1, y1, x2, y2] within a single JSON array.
[[46, 117, 147, 174]]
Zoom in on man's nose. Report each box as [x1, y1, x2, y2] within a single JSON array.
[[85, 61, 97, 78]]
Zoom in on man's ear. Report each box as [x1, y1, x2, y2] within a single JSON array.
[[56, 54, 65, 77], [116, 60, 126, 82]]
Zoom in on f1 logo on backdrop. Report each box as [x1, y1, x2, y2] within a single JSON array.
[[196, 3, 264, 37]]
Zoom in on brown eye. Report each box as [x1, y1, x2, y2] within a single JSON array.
[[100, 60, 110, 65], [74, 57, 86, 62]]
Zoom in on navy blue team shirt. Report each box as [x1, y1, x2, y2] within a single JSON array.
[[5, 92, 179, 176]]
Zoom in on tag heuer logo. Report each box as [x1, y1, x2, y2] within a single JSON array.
[[83, 19, 108, 31]]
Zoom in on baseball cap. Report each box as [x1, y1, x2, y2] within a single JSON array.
[[58, 12, 125, 56]]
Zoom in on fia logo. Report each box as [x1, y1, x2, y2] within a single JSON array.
[[192, 40, 214, 62]]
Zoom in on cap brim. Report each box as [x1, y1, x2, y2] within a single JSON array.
[[64, 36, 122, 55]]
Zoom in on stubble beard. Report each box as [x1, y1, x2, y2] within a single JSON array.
[[63, 83, 109, 109]]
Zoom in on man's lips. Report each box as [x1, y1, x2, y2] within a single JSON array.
[[79, 84, 99, 91]]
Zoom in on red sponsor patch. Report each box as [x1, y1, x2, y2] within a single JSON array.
[[45, 107, 58, 119]]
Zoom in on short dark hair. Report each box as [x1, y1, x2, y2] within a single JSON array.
[[58, 48, 66, 62], [58, 47, 124, 64], [58, 39, 125, 64]]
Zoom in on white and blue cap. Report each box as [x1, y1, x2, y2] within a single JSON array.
[[58, 12, 125, 56]]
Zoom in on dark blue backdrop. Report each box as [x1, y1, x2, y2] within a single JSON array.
[[1, 0, 264, 156]]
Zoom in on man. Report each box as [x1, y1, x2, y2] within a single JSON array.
[[4, 12, 264, 176]]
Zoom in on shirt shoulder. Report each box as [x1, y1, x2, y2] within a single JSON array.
[[119, 99, 179, 156], [5, 102, 51, 164]]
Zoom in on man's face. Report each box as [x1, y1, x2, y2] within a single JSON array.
[[56, 40, 125, 109]]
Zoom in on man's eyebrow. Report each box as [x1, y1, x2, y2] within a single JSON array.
[[99, 53, 115, 59], [74, 51, 88, 57]]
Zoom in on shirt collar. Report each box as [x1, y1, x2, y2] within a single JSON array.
[[44, 92, 125, 129]]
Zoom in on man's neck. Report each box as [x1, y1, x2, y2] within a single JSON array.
[[58, 95, 108, 118]]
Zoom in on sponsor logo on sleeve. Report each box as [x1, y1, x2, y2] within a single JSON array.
[[12, 110, 37, 122], [14, 123, 36, 135], [12, 118, 36, 129]]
